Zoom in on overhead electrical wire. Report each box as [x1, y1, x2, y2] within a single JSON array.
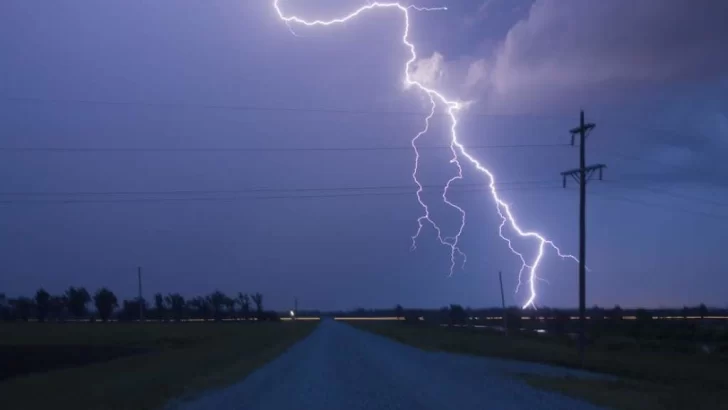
[[4, 96, 715, 143], [3, 96, 726, 219], [2, 96, 567, 119], [0, 143, 570, 153], [0, 177, 710, 198], [589, 191, 728, 221], [0, 179, 556, 197], [0, 184, 562, 205], [1, 181, 727, 220]]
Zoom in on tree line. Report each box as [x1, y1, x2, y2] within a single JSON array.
[[388, 303, 726, 346], [350, 303, 717, 323], [0, 287, 279, 323]]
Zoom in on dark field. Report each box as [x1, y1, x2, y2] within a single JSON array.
[[0, 344, 150, 380], [352, 321, 728, 410], [0, 321, 318, 410]]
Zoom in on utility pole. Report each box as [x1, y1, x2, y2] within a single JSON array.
[[498, 271, 508, 336], [137, 266, 144, 323], [561, 109, 606, 367], [294, 297, 298, 321]]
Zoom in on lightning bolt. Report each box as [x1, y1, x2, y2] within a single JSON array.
[[273, 1, 578, 309], [409, 95, 466, 277]]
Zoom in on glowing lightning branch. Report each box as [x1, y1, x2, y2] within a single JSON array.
[[409, 94, 465, 276], [273, 0, 578, 309]]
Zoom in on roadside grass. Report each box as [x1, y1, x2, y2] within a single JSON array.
[[350, 322, 728, 410], [517, 373, 724, 410], [0, 322, 317, 410]]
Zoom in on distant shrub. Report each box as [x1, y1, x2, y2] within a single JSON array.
[[448, 305, 467, 326], [257, 311, 280, 322], [505, 309, 522, 330], [403, 312, 421, 324], [549, 311, 571, 335], [635, 309, 652, 323]]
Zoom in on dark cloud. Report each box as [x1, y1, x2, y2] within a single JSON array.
[[448, 0, 728, 185], [490, 0, 728, 95]]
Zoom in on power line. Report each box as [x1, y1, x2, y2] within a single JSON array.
[[590, 191, 728, 221], [0, 185, 562, 205], [2, 182, 726, 220], [607, 183, 728, 208], [0, 177, 702, 198], [0, 143, 570, 153], [3, 96, 567, 119], [0, 180, 557, 197], [599, 119, 713, 145], [606, 151, 703, 176], [6, 97, 718, 144], [592, 146, 728, 191]]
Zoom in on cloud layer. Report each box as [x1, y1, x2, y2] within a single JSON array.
[[490, 0, 728, 96], [416, 0, 728, 104]]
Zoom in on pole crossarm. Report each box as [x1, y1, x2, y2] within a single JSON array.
[[569, 123, 595, 135], [561, 164, 607, 187], [569, 123, 595, 145]]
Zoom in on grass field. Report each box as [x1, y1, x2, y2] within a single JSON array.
[[351, 322, 728, 410], [0, 321, 317, 410]]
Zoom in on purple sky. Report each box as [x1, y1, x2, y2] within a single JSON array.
[[1, 0, 727, 310]]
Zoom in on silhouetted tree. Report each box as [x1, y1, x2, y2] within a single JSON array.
[[404, 308, 422, 324], [198, 298, 210, 320], [699, 303, 709, 320], [11, 297, 34, 321], [465, 307, 475, 327], [251, 292, 263, 319], [35, 288, 50, 322], [93, 288, 118, 322], [224, 296, 236, 319], [258, 310, 281, 322], [590, 305, 605, 320], [551, 310, 572, 335], [188, 297, 210, 320], [65, 287, 91, 318], [207, 290, 228, 321], [120, 299, 144, 321], [588, 305, 606, 338], [238, 293, 250, 320], [635, 308, 652, 323], [448, 304, 467, 326], [154, 293, 165, 321], [609, 305, 623, 325], [165, 293, 186, 322], [395, 304, 404, 320], [186, 298, 198, 318], [0, 293, 10, 322], [505, 307, 523, 331], [49, 295, 68, 321]]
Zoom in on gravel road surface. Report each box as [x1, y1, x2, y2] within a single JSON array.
[[167, 319, 607, 410]]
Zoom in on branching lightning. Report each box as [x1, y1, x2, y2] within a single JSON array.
[[273, 1, 578, 308]]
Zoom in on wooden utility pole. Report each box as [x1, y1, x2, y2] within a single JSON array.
[[561, 109, 606, 367], [138, 266, 144, 322], [498, 271, 508, 336]]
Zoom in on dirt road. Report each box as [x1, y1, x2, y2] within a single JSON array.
[[168, 319, 605, 410]]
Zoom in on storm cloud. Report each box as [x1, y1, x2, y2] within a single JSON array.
[[489, 0, 728, 95]]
